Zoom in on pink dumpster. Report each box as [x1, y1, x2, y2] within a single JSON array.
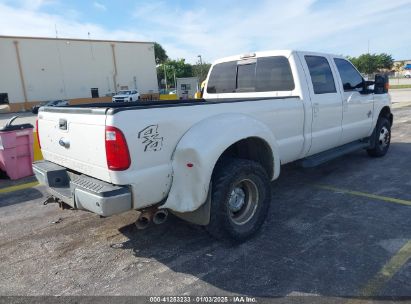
[[0, 116, 34, 180]]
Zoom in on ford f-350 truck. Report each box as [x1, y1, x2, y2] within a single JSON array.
[[33, 50, 392, 242]]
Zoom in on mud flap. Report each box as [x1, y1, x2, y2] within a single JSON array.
[[170, 183, 212, 225]]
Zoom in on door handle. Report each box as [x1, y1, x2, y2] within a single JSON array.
[[345, 93, 356, 103]]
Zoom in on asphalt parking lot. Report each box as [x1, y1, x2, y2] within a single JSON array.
[[0, 104, 411, 300]]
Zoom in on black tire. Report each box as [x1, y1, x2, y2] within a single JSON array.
[[367, 117, 391, 157], [206, 158, 271, 242]]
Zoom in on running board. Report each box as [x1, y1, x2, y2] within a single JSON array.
[[301, 140, 370, 168]]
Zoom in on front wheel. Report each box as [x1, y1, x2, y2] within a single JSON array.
[[206, 158, 271, 242], [367, 117, 391, 157]]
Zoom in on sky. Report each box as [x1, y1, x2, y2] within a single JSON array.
[[0, 0, 410, 64]]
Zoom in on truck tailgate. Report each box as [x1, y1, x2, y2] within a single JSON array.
[[38, 109, 110, 182]]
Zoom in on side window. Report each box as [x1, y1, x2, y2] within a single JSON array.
[[256, 56, 295, 91], [305, 56, 336, 94], [334, 58, 363, 91], [207, 61, 237, 94]]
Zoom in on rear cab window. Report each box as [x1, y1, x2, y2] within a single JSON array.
[[207, 56, 295, 95], [207, 61, 237, 94]]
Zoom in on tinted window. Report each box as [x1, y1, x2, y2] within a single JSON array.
[[256, 56, 295, 91], [305, 56, 336, 94], [334, 58, 363, 91], [207, 61, 236, 93], [207, 56, 294, 94], [237, 63, 256, 92]]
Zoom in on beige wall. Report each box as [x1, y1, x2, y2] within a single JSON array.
[[0, 36, 158, 108]]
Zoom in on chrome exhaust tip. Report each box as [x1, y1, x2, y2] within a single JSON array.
[[135, 214, 151, 230], [153, 209, 169, 225]]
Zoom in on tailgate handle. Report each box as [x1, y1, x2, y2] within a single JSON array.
[[59, 119, 67, 130]]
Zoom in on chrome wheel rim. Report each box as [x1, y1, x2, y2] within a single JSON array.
[[378, 126, 390, 148], [228, 179, 259, 225]]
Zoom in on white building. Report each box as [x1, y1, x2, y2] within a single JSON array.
[[0, 35, 159, 112]]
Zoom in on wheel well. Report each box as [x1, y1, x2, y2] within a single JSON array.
[[215, 137, 274, 178], [379, 106, 393, 126]]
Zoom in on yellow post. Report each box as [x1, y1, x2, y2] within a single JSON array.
[[32, 131, 43, 161]]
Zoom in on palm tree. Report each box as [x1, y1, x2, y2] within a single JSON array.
[[393, 61, 405, 77]]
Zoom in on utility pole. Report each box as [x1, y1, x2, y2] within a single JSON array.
[[163, 64, 167, 90], [198, 55, 203, 81], [173, 68, 176, 90]]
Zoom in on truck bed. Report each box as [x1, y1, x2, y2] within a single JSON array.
[[41, 96, 299, 114]]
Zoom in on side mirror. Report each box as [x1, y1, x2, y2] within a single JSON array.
[[374, 74, 389, 94], [359, 80, 374, 95]]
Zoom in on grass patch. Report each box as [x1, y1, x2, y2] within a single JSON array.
[[390, 84, 411, 89]]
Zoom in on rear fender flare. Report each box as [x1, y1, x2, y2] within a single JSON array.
[[162, 113, 280, 213]]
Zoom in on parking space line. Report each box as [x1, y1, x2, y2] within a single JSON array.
[[0, 181, 39, 194], [314, 185, 411, 207], [346, 240, 411, 303], [359, 240, 411, 297]]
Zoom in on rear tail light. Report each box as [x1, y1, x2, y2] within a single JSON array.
[[36, 119, 41, 149], [105, 126, 131, 171]]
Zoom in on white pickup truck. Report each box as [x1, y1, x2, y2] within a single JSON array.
[[34, 50, 392, 242]]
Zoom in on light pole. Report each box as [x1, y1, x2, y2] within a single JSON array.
[[163, 63, 167, 91], [198, 55, 203, 81], [173, 68, 176, 90]]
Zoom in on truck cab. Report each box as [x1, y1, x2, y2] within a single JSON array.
[[203, 50, 390, 156]]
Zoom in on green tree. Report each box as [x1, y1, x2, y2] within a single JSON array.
[[154, 42, 168, 63], [193, 63, 211, 83], [375, 53, 394, 70], [347, 53, 394, 74], [348, 54, 377, 74], [157, 59, 193, 88]]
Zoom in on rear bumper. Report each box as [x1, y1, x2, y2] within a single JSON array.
[[33, 160, 132, 216]]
